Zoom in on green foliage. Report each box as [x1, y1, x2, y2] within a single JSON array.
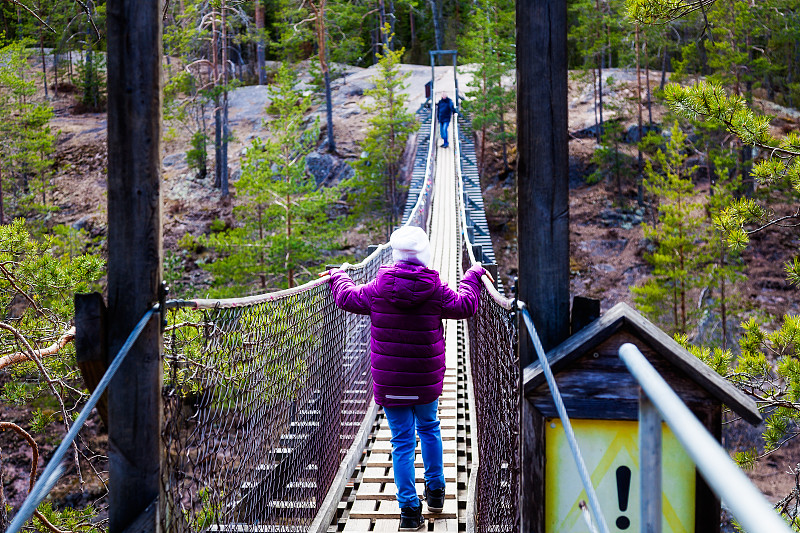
[[35, 500, 101, 532], [350, 27, 417, 239], [633, 123, 706, 335], [461, 0, 515, 172], [0, 41, 59, 218], [187, 131, 209, 179], [200, 64, 339, 293], [76, 45, 106, 111]]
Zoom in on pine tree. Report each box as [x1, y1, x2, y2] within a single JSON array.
[[461, 0, 515, 173], [200, 64, 339, 293], [0, 42, 58, 220], [351, 27, 416, 239], [633, 122, 706, 335]]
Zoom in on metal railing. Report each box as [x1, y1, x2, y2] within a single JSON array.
[[405, 87, 438, 231], [618, 343, 792, 533], [6, 307, 159, 533]]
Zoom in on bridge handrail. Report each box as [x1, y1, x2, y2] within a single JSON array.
[[452, 114, 513, 311], [166, 242, 393, 310], [6, 306, 159, 533], [618, 343, 791, 533], [405, 97, 438, 231], [520, 306, 611, 533]]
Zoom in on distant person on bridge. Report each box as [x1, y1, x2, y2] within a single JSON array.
[[326, 225, 486, 531], [436, 91, 456, 148]]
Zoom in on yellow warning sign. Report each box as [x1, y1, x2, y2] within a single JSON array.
[[545, 419, 695, 533]]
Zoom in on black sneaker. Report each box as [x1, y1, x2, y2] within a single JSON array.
[[424, 484, 445, 513], [398, 504, 425, 531]]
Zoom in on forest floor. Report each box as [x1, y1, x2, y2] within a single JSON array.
[[2, 60, 800, 525]]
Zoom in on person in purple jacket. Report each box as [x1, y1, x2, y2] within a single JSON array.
[[326, 225, 486, 531]]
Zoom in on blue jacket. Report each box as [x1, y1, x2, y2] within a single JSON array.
[[437, 97, 455, 123]]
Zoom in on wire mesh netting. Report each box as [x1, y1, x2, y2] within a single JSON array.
[[455, 112, 521, 532], [463, 252, 520, 533], [160, 246, 392, 532]]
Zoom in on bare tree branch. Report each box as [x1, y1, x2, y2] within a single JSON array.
[[0, 326, 75, 370]]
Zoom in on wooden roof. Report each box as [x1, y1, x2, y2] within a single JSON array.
[[522, 302, 762, 425]]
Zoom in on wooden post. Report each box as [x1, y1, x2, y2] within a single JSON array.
[[106, 1, 163, 532], [571, 296, 601, 334], [74, 293, 109, 426], [517, 0, 569, 358], [517, 0, 568, 530], [639, 389, 662, 533]]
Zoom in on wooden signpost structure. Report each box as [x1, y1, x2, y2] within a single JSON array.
[[522, 303, 762, 533], [106, 1, 163, 532]]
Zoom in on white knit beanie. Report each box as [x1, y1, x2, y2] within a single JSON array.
[[390, 225, 431, 267]]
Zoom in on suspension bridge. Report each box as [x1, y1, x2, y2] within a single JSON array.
[[7, 63, 793, 533]]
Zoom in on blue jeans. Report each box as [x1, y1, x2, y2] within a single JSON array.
[[440, 120, 450, 146], [383, 400, 445, 508]]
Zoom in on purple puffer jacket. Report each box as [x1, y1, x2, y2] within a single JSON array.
[[329, 261, 485, 407]]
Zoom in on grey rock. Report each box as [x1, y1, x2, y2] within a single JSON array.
[[625, 124, 661, 144], [72, 216, 90, 231], [306, 151, 355, 187], [163, 152, 187, 168]]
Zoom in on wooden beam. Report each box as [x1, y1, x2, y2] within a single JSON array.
[[517, 0, 569, 358], [106, 0, 163, 532], [74, 292, 109, 426]]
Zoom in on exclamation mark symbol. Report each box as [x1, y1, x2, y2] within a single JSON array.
[[615, 466, 631, 530]]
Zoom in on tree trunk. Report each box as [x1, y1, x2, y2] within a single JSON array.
[[720, 234, 727, 351], [645, 36, 652, 125], [597, 54, 604, 140], [214, 100, 222, 187], [313, 0, 336, 153], [255, 0, 266, 85], [636, 25, 644, 207], [38, 0, 47, 97], [221, 1, 229, 197], [660, 44, 668, 90], [378, 0, 387, 46], [696, 34, 709, 76], [429, 0, 443, 56], [0, 159, 4, 224]]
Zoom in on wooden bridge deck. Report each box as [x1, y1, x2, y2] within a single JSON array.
[[330, 124, 470, 532]]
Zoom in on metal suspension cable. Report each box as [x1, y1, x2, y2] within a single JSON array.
[[453, 114, 512, 309], [520, 306, 611, 533], [6, 306, 159, 533]]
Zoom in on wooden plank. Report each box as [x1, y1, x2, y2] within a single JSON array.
[[695, 404, 722, 533], [522, 399, 545, 533], [106, 0, 163, 531], [367, 452, 457, 468], [432, 519, 460, 531], [361, 466, 458, 484], [357, 482, 456, 500], [349, 498, 458, 519], [308, 400, 380, 533], [342, 519, 372, 531], [372, 519, 401, 531]]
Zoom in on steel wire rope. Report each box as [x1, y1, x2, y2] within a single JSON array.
[[6, 307, 160, 533], [520, 306, 610, 533]]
